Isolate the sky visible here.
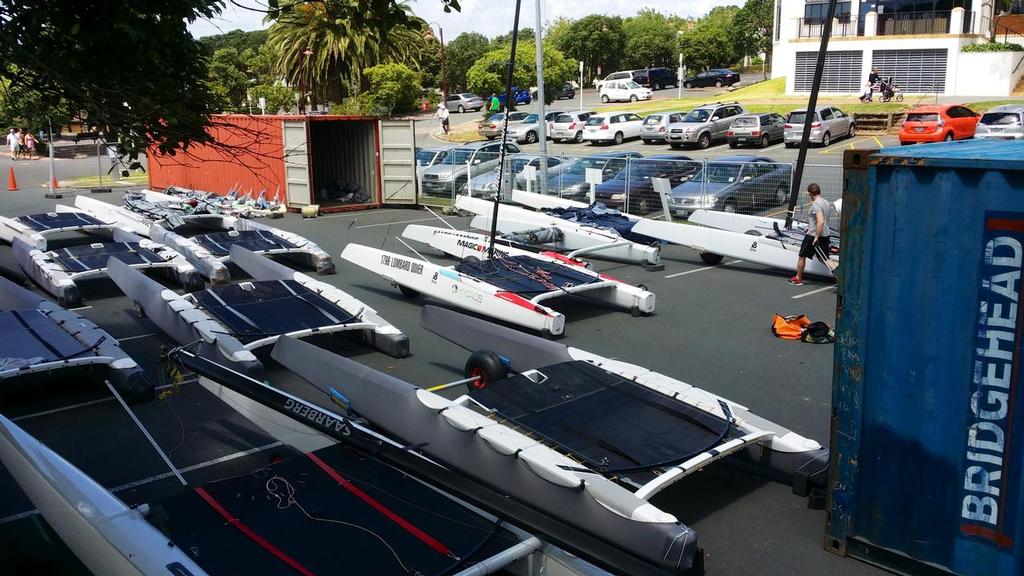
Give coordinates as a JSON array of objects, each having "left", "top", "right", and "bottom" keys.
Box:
[{"left": 188, "top": 0, "right": 728, "bottom": 39}]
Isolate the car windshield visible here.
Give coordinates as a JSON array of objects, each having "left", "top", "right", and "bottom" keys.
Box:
[
  {"left": 981, "top": 112, "right": 1022, "bottom": 126},
  {"left": 683, "top": 109, "right": 710, "bottom": 123},
  {"left": 692, "top": 163, "right": 743, "bottom": 184},
  {"left": 449, "top": 148, "right": 476, "bottom": 164},
  {"left": 464, "top": 93, "right": 479, "bottom": 99},
  {"left": 416, "top": 150, "right": 444, "bottom": 165},
  {"left": 732, "top": 117, "right": 757, "bottom": 128},
  {"left": 554, "top": 114, "right": 574, "bottom": 123},
  {"left": 510, "top": 158, "right": 534, "bottom": 172},
  {"left": 564, "top": 157, "right": 618, "bottom": 175},
  {"left": 626, "top": 81, "right": 641, "bottom": 89},
  {"left": 644, "top": 115, "right": 663, "bottom": 125},
  {"left": 487, "top": 113, "right": 504, "bottom": 123},
  {"left": 905, "top": 113, "right": 940, "bottom": 123},
  {"left": 585, "top": 116, "right": 606, "bottom": 127},
  {"left": 787, "top": 112, "right": 812, "bottom": 125},
  {"left": 522, "top": 114, "right": 539, "bottom": 123}
]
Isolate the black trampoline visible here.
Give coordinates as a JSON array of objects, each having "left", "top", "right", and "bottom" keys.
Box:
[
  {"left": 190, "top": 279, "right": 360, "bottom": 344},
  {"left": 455, "top": 255, "right": 600, "bottom": 297},
  {"left": 50, "top": 242, "right": 164, "bottom": 273},
  {"left": 192, "top": 230, "right": 297, "bottom": 257},
  {"left": 0, "top": 310, "right": 105, "bottom": 363},
  {"left": 157, "top": 443, "right": 503, "bottom": 576},
  {"left": 471, "top": 361, "right": 732, "bottom": 473},
  {"left": 14, "top": 212, "right": 105, "bottom": 231}
]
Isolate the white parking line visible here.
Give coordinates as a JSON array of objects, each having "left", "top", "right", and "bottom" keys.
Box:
[
  {"left": 118, "top": 332, "right": 156, "bottom": 342},
  {"left": 791, "top": 284, "right": 836, "bottom": 299},
  {"left": 0, "top": 441, "right": 283, "bottom": 525},
  {"left": 665, "top": 259, "right": 743, "bottom": 278},
  {"left": 69, "top": 305, "right": 93, "bottom": 311},
  {"left": 11, "top": 378, "right": 198, "bottom": 422}
]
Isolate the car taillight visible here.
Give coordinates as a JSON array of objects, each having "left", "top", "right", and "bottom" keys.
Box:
[
  {"left": 751, "top": 130, "right": 761, "bottom": 136},
  {"left": 811, "top": 122, "right": 821, "bottom": 128},
  {"left": 784, "top": 124, "right": 792, "bottom": 129},
  {"left": 659, "top": 126, "right": 665, "bottom": 132},
  {"left": 726, "top": 130, "right": 734, "bottom": 136},
  {"left": 601, "top": 124, "right": 609, "bottom": 130},
  {"left": 489, "top": 124, "right": 496, "bottom": 128},
  {"left": 569, "top": 122, "right": 576, "bottom": 129}
]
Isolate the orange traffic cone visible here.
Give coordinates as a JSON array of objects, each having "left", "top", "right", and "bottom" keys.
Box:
[
  {"left": 7, "top": 167, "right": 17, "bottom": 191},
  {"left": 50, "top": 174, "right": 60, "bottom": 189}
]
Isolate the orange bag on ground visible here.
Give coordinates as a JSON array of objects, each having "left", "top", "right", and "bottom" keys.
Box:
[{"left": 771, "top": 314, "right": 810, "bottom": 340}]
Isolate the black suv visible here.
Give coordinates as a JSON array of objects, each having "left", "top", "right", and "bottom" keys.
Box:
[{"left": 643, "top": 67, "right": 677, "bottom": 90}]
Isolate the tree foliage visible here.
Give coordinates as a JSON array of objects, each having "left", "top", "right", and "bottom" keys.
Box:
[
  {"left": 731, "top": 0, "right": 773, "bottom": 68},
  {"left": 490, "top": 28, "right": 535, "bottom": 46},
  {"left": 678, "top": 6, "right": 740, "bottom": 73},
  {"left": 554, "top": 15, "right": 625, "bottom": 83},
  {"left": 208, "top": 48, "right": 251, "bottom": 111},
  {"left": 444, "top": 32, "right": 491, "bottom": 92},
  {"left": 622, "top": 9, "right": 677, "bottom": 70},
  {"left": 198, "top": 29, "right": 269, "bottom": 56},
  {"left": 466, "top": 43, "right": 574, "bottom": 105},
  {"left": 248, "top": 83, "right": 295, "bottom": 113},
  {"left": 364, "top": 63, "right": 422, "bottom": 114}
]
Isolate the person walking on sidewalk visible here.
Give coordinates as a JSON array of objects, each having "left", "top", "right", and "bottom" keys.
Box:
[
  {"left": 435, "top": 103, "right": 450, "bottom": 135},
  {"left": 24, "top": 130, "right": 36, "bottom": 160},
  {"left": 16, "top": 128, "right": 26, "bottom": 159},
  {"left": 789, "top": 183, "right": 832, "bottom": 286},
  {"left": 6, "top": 128, "right": 18, "bottom": 160}
]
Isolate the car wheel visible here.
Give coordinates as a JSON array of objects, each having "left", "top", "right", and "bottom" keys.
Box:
[
  {"left": 458, "top": 105, "right": 465, "bottom": 113},
  {"left": 630, "top": 95, "right": 638, "bottom": 102},
  {"left": 601, "top": 94, "right": 610, "bottom": 103},
  {"left": 653, "top": 82, "right": 661, "bottom": 91},
  {"left": 525, "top": 131, "right": 537, "bottom": 144},
  {"left": 715, "top": 80, "right": 723, "bottom": 88},
  {"left": 700, "top": 252, "right": 724, "bottom": 265},
  {"left": 784, "top": 142, "right": 795, "bottom": 148},
  {"left": 775, "top": 184, "right": 787, "bottom": 205},
  {"left": 848, "top": 123, "right": 856, "bottom": 138},
  {"left": 574, "top": 131, "right": 583, "bottom": 143},
  {"left": 944, "top": 132, "right": 954, "bottom": 141},
  {"left": 684, "top": 82, "right": 692, "bottom": 89},
  {"left": 728, "top": 141, "right": 738, "bottom": 149},
  {"left": 614, "top": 132, "right": 623, "bottom": 145},
  {"left": 723, "top": 200, "right": 737, "bottom": 213},
  {"left": 821, "top": 132, "right": 831, "bottom": 147},
  {"left": 669, "top": 143, "right": 682, "bottom": 149},
  {"left": 486, "top": 135, "right": 496, "bottom": 140},
  {"left": 761, "top": 134, "right": 770, "bottom": 148},
  {"left": 697, "top": 132, "right": 711, "bottom": 149}
]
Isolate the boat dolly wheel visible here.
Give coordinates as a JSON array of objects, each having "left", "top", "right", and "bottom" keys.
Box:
[{"left": 464, "top": 350, "right": 508, "bottom": 389}]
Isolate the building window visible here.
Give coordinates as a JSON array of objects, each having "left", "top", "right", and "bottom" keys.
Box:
[{"left": 805, "top": 1, "right": 852, "bottom": 22}]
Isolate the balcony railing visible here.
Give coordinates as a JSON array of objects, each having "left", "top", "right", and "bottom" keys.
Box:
[
  {"left": 877, "top": 10, "right": 974, "bottom": 35},
  {"left": 797, "top": 17, "right": 858, "bottom": 38}
]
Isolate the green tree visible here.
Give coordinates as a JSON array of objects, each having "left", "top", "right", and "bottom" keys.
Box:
[
  {"left": 678, "top": 6, "right": 740, "bottom": 74},
  {"left": 199, "top": 29, "right": 269, "bottom": 56},
  {"left": 248, "top": 83, "right": 296, "bottom": 114},
  {"left": 490, "top": 28, "right": 535, "bottom": 46},
  {"left": 622, "top": 9, "right": 677, "bottom": 69},
  {"left": 731, "top": 0, "right": 773, "bottom": 77},
  {"left": 466, "top": 43, "right": 574, "bottom": 105},
  {"left": 557, "top": 15, "right": 626, "bottom": 84},
  {"left": 444, "top": 32, "right": 490, "bottom": 92},
  {"left": 364, "top": 63, "right": 422, "bottom": 114},
  {"left": 208, "top": 48, "right": 250, "bottom": 111},
  {"left": 545, "top": 17, "right": 574, "bottom": 54}
]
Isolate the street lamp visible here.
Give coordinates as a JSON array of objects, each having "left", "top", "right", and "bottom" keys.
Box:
[
  {"left": 298, "top": 47, "right": 313, "bottom": 114},
  {"left": 426, "top": 22, "right": 448, "bottom": 105}
]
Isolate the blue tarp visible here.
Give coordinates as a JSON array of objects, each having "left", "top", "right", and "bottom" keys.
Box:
[{"left": 544, "top": 203, "right": 661, "bottom": 245}]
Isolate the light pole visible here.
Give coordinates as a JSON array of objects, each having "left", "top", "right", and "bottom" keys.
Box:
[
  {"left": 298, "top": 47, "right": 312, "bottom": 114},
  {"left": 426, "top": 23, "right": 448, "bottom": 105}
]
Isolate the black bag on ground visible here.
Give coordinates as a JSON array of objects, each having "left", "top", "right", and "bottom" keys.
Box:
[{"left": 801, "top": 321, "right": 835, "bottom": 344}]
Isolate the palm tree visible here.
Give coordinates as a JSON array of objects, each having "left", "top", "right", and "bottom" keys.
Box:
[{"left": 266, "top": 1, "right": 427, "bottom": 106}]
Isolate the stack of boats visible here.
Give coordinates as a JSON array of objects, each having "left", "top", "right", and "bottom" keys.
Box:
[{"left": 0, "top": 187, "right": 833, "bottom": 576}]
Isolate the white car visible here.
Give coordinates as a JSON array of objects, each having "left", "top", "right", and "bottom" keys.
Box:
[
  {"left": 599, "top": 81, "right": 651, "bottom": 104},
  {"left": 582, "top": 112, "right": 644, "bottom": 145},
  {"left": 549, "top": 111, "right": 594, "bottom": 143}
]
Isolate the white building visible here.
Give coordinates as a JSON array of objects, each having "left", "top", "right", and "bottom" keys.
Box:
[{"left": 771, "top": 0, "right": 1024, "bottom": 97}]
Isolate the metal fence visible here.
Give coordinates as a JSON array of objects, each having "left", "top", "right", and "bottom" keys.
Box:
[{"left": 416, "top": 151, "right": 843, "bottom": 230}]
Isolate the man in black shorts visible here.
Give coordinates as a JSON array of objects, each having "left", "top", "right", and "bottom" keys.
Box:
[{"left": 789, "top": 183, "right": 832, "bottom": 286}]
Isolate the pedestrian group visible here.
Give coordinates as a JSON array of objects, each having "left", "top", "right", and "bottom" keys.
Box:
[{"left": 6, "top": 127, "right": 37, "bottom": 160}]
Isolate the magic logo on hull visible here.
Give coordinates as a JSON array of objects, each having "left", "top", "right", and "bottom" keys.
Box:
[{"left": 960, "top": 212, "right": 1024, "bottom": 549}]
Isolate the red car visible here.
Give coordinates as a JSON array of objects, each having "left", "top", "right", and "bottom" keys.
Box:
[{"left": 898, "top": 104, "right": 979, "bottom": 145}]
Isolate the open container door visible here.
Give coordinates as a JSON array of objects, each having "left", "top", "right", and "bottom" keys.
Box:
[
  {"left": 378, "top": 119, "right": 417, "bottom": 205},
  {"left": 282, "top": 119, "right": 312, "bottom": 209}
]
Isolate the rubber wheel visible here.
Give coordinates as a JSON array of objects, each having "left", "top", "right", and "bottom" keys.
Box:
[
  {"left": 700, "top": 252, "right": 724, "bottom": 265},
  {"left": 464, "top": 350, "right": 508, "bottom": 389},
  {"left": 525, "top": 131, "right": 537, "bottom": 144},
  {"left": 896, "top": 94, "right": 904, "bottom": 102},
  {"left": 848, "top": 124, "right": 856, "bottom": 138},
  {"left": 944, "top": 132, "right": 954, "bottom": 141},
  {"left": 775, "top": 185, "right": 787, "bottom": 205},
  {"left": 669, "top": 143, "right": 682, "bottom": 149},
  {"left": 614, "top": 132, "right": 623, "bottom": 145},
  {"left": 697, "top": 133, "right": 711, "bottom": 149},
  {"left": 653, "top": 83, "right": 661, "bottom": 91},
  {"left": 630, "top": 95, "right": 638, "bottom": 102},
  {"left": 723, "top": 201, "right": 737, "bottom": 213},
  {"left": 761, "top": 135, "right": 770, "bottom": 148},
  {"left": 784, "top": 142, "right": 796, "bottom": 148},
  {"left": 486, "top": 135, "right": 496, "bottom": 140},
  {"left": 574, "top": 131, "right": 583, "bottom": 143},
  {"left": 684, "top": 82, "right": 692, "bottom": 89},
  {"left": 728, "top": 141, "right": 738, "bottom": 149},
  {"left": 458, "top": 105, "right": 465, "bottom": 113},
  {"left": 821, "top": 132, "right": 831, "bottom": 147},
  {"left": 601, "top": 94, "right": 610, "bottom": 103},
  {"left": 715, "top": 80, "right": 722, "bottom": 88},
  {"left": 398, "top": 285, "right": 420, "bottom": 298}
]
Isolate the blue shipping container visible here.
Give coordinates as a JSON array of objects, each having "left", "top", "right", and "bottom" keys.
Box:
[{"left": 830, "top": 140, "right": 1024, "bottom": 576}]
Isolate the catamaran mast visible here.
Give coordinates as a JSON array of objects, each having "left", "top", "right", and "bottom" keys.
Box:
[{"left": 488, "top": 0, "right": 524, "bottom": 259}]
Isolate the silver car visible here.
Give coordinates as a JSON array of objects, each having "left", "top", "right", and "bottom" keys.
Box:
[
  {"left": 505, "top": 111, "right": 565, "bottom": 144},
  {"left": 727, "top": 113, "right": 786, "bottom": 148},
  {"left": 975, "top": 104, "right": 1024, "bottom": 140},
  {"left": 446, "top": 93, "right": 485, "bottom": 113},
  {"left": 478, "top": 111, "right": 530, "bottom": 140},
  {"left": 667, "top": 102, "right": 747, "bottom": 149},
  {"left": 640, "top": 111, "right": 687, "bottom": 144},
  {"left": 467, "top": 155, "right": 571, "bottom": 195},
  {"left": 420, "top": 141, "right": 522, "bottom": 197},
  {"left": 415, "top": 146, "right": 454, "bottom": 182},
  {"left": 784, "top": 106, "right": 855, "bottom": 147},
  {"left": 549, "top": 111, "right": 593, "bottom": 143}
]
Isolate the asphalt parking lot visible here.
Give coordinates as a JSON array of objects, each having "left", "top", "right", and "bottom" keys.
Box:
[{"left": 0, "top": 192, "right": 887, "bottom": 576}]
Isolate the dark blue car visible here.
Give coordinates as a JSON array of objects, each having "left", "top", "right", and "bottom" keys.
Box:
[
  {"left": 594, "top": 154, "right": 699, "bottom": 215},
  {"left": 546, "top": 151, "right": 643, "bottom": 200},
  {"left": 497, "top": 87, "right": 532, "bottom": 107}
]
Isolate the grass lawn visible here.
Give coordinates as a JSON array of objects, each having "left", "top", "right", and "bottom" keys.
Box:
[{"left": 63, "top": 172, "right": 148, "bottom": 188}]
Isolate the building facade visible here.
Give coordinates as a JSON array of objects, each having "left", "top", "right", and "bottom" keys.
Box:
[{"left": 772, "top": 0, "right": 1024, "bottom": 97}]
